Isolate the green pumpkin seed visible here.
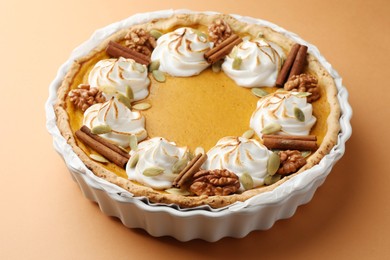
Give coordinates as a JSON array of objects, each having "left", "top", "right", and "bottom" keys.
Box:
[
  {"left": 149, "top": 60, "right": 160, "bottom": 72},
  {"left": 242, "top": 129, "right": 255, "bottom": 139},
  {"left": 294, "top": 107, "right": 305, "bottom": 122},
  {"left": 165, "top": 188, "right": 190, "bottom": 196},
  {"left": 230, "top": 46, "right": 238, "bottom": 58},
  {"left": 295, "top": 92, "right": 312, "bottom": 98},
  {"left": 89, "top": 154, "right": 109, "bottom": 163},
  {"left": 143, "top": 166, "right": 165, "bottom": 177},
  {"left": 152, "top": 70, "right": 166, "bottom": 83},
  {"left": 127, "top": 153, "right": 139, "bottom": 168},
  {"left": 232, "top": 56, "right": 242, "bottom": 70},
  {"left": 251, "top": 88, "right": 269, "bottom": 98},
  {"left": 132, "top": 102, "right": 151, "bottom": 111},
  {"left": 301, "top": 151, "right": 311, "bottom": 158},
  {"left": 194, "top": 146, "right": 205, "bottom": 155},
  {"left": 129, "top": 134, "right": 138, "bottom": 151},
  {"left": 264, "top": 174, "right": 282, "bottom": 186},
  {"left": 211, "top": 60, "right": 222, "bottom": 73},
  {"left": 267, "top": 152, "right": 280, "bottom": 176},
  {"left": 126, "top": 86, "right": 134, "bottom": 101},
  {"left": 240, "top": 172, "right": 254, "bottom": 190},
  {"left": 194, "top": 30, "right": 207, "bottom": 41},
  {"left": 261, "top": 122, "right": 282, "bottom": 135},
  {"left": 91, "top": 124, "right": 112, "bottom": 135},
  {"left": 99, "top": 85, "right": 117, "bottom": 95},
  {"left": 116, "top": 93, "right": 132, "bottom": 109},
  {"left": 150, "top": 29, "right": 163, "bottom": 39},
  {"left": 134, "top": 62, "right": 146, "bottom": 73},
  {"left": 172, "top": 158, "right": 188, "bottom": 174}
]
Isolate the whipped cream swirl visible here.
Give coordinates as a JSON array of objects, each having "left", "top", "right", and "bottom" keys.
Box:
[
  {"left": 203, "top": 136, "right": 271, "bottom": 188},
  {"left": 126, "top": 138, "right": 189, "bottom": 190},
  {"left": 222, "top": 38, "right": 285, "bottom": 87},
  {"left": 83, "top": 97, "right": 147, "bottom": 147},
  {"left": 250, "top": 91, "right": 317, "bottom": 136},
  {"left": 88, "top": 57, "right": 150, "bottom": 101},
  {"left": 151, "top": 27, "right": 212, "bottom": 77}
]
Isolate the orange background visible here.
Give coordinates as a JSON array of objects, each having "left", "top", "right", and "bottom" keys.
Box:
[{"left": 1, "top": 0, "right": 389, "bottom": 259}]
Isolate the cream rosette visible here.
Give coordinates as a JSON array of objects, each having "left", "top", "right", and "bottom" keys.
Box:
[
  {"left": 88, "top": 57, "right": 150, "bottom": 101},
  {"left": 203, "top": 136, "right": 272, "bottom": 189},
  {"left": 151, "top": 27, "right": 212, "bottom": 77},
  {"left": 250, "top": 91, "right": 317, "bottom": 137},
  {"left": 126, "top": 138, "right": 189, "bottom": 190},
  {"left": 83, "top": 97, "right": 147, "bottom": 147},
  {"left": 222, "top": 38, "right": 285, "bottom": 87}
]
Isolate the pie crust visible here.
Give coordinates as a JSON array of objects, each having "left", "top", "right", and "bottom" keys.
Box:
[{"left": 55, "top": 13, "right": 340, "bottom": 208}]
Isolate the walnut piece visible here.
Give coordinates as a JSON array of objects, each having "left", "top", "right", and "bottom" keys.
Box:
[
  {"left": 208, "top": 19, "right": 232, "bottom": 46},
  {"left": 69, "top": 84, "right": 105, "bottom": 112},
  {"left": 277, "top": 150, "right": 306, "bottom": 175},
  {"left": 190, "top": 169, "right": 240, "bottom": 196},
  {"left": 124, "top": 28, "right": 156, "bottom": 57},
  {"left": 284, "top": 74, "right": 320, "bottom": 102}
]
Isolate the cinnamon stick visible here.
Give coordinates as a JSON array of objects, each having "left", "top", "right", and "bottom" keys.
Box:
[
  {"left": 263, "top": 135, "right": 318, "bottom": 151},
  {"left": 106, "top": 41, "right": 151, "bottom": 65},
  {"left": 75, "top": 128, "right": 129, "bottom": 168},
  {"left": 173, "top": 153, "right": 208, "bottom": 188},
  {"left": 204, "top": 34, "right": 243, "bottom": 64},
  {"left": 80, "top": 125, "right": 130, "bottom": 159},
  {"left": 288, "top": 45, "right": 308, "bottom": 79},
  {"left": 275, "top": 43, "right": 301, "bottom": 87}
]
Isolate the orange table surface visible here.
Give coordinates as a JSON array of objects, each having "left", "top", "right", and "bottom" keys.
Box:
[{"left": 1, "top": 0, "right": 389, "bottom": 259}]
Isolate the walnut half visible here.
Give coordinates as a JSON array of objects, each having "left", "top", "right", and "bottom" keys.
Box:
[
  {"left": 208, "top": 19, "right": 232, "bottom": 46},
  {"left": 190, "top": 169, "right": 240, "bottom": 196},
  {"left": 277, "top": 150, "right": 306, "bottom": 175},
  {"left": 69, "top": 84, "right": 105, "bottom": 112},
  {"left": 284, "top": 73, "right": 320, "bottom": 102}
]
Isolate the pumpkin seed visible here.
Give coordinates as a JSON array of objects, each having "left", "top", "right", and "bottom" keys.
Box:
[
  {"left": 89, "top": 154, "right": 109, "bottom": 163},
  {"left": 242, "top": 129, "right": 255, "bottom": 139},
  {"left": 232, "top": 56, "right": 242, "bottom": 70},
  {"left": 240, "top": 172, "right": 254, "bottom": 190},
  {"left": 129, "top": 134, "right": 138, "bottom": 151},
  {"left": 134, "top": 62, "right": 145, "bottom": 73},
  {"left": 194, "top": 30, "right": 207, "bottom": 41},
  {"left": 132, "top": 102, "right": 151, "bottom": 111},
  {"left": 127, "top": 153, "right": 139, "bottom": 168},
  {"left": 211, "top": 60, "right": 222, "bottom": 73},
  {"left": 267, "top": 152, "right": 280, "bottom": 176},
  {"left": 194, "top": 146, "right": 205, "bottom": 155},
  {"left": 251, "top": 88, "right": 269, "bottom": 98},
  {"left": 172, "top": 158, "right": 188, "bottom": 174},
  {"left": 148, "top": 60, "right": 160, "bottom": 72},
  {"left": 295, "top": 92, "right": 312, "bottom": 98},
  {"left": 152, "top": 70, "right": 166, "bottom": 82},
  {"left": 99, "top": 85, "right": 117, "bottom": 95},
  {"left": 301, "top": 151, "right": 311, "bottom": 158},
  {"left": 264, "top": 174, "right": 282, "bottom": 186},
  {"left": 261, "top": 122, "right": 282, "bottom": 135},
  {"left": 294, "top": 107, "right": 305, "bottom": 122},
  {"left": 91, "top": 124, "right": 112, "bottom": 135},
  {"left": 116, "top": 93, "right": 132, "bottom": 109},
  {"left": 125, "top": 86, "right": 134, "bottom": 101},
  {"left": 150, "top": 29, "right": 163, "bottom": 39},
  {"left": 165, "top": 188, "right": 190, "bottom": 196},
  {"left": 143, "top": 166, "right": 165, "bottom": 177},
  {"left": 230, "top": 46, "right": 238, "bottom": 58}
]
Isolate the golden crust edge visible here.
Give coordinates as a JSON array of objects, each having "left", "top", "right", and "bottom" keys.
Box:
[{"left": 54, "top": 13, "right": 341, "bottom": 209}]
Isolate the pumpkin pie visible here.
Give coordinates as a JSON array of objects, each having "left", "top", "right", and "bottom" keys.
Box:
[{"left": 55, "top": 13, "right": 340, "bottom": 208}]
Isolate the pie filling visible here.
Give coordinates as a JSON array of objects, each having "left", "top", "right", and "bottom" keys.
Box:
[{"left": 56, "top": 14, "right": 339, "bottom": 207}]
